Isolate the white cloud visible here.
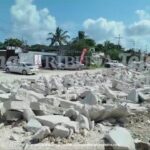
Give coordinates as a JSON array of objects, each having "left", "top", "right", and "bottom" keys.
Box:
[
  {"left": 83, "top": 18, "right": 125, "bottom": 43},
  {"left": 11, "top": 0, "right": 57, "bottom": 44},
  {"left": 136, "top": 10, "right": 150, "bottom": 20},
  {"left": 83, "top": 10, "right": 150, "bottom": 50},
  {"left": 127, "top": 20, "right": 150, "bottom": 36}
]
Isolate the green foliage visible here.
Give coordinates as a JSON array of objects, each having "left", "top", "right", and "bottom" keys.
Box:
[
  {"left": 30, "top": 44, "right": 48, "bottom": 52},
  {"left": 69, "top": 31, "right": 95, "bottom": 56},
  {"left": 47, "top": 27, "right": 70, "bottom": 46},
  {"left": 4, "top": 38, "right": 23, "bottom": 47},
  {"left": 0, "top": 42, "right": 5, "bottom": 49}
]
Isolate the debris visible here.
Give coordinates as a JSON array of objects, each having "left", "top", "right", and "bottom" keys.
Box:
[
  {"left": 76, "top": 114, "right": 90, "bottom": 130},
  {"left": 9, "top": 135, "right": 18, "bottom": 141},
  {"left": 24, "top": 118, "right": 42, "bottom": 133},
  {"left": 53, "top": 125, "right": 70, "bottom": 138},
  {"left": 31, "top": 126, "right": 51, "bottom": 143},
  {"left": 23, "top": 108, "right": 35, "bottom": 121},
  {"left": 80, "top": 90, "right": 99, "bottom": 105},
  {"left": 105, "top": 127, "right": 136, "bottom": 150},
  {"left": 5, "top": 110, "right": 22, "bottom": 121}
]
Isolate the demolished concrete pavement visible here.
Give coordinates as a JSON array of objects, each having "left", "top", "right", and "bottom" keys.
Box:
[{"left": 0, "top": 68, "right": 150, "bottom": 149}]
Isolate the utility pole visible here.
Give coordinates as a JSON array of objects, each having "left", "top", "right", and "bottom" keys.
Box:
[
  {"left": 129, "top": 40, "right": 136, "bottom": 50},
  {"left": 115, "top": 34, "right": 123, "bottom": 45}
]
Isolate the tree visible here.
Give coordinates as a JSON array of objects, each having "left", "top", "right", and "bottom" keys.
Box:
[
  {"left": 47, "top": 27, "right": 70, "bottom": 46},
  {"left": 4, "top": 38, "right": 23, "bottom": 47},
  {"left": 70, "top": 31, "right": 95, "bottom": 53},
  {"left": 95, "top": 44, "right": 104, "bottom": 52},
  {"left": 30, "top": 44, "right": 49, "bottom": 52},
  {"left": 0, "top": 42, "right": 4, "bottom": 49},
  {"left": 101, "top": 41, "right": 124, "bottom": 60}
]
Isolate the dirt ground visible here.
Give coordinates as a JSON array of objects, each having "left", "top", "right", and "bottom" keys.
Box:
[{"left": 0, "top": 68, "right": 104, "bottom": 83}]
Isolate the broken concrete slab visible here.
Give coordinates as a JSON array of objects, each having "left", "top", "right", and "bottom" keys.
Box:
[
  {"left": 128, "top": 87, "right": 150, "bottom": 103},
  {"left": 53, "top": 124, "right": 70, "bottom": 138},
  {"left": 59, "top": 99, "right": 83, "bottom": 109},
  {"left": 76, "top": 114, "right": 90, "bottom": 130},
  {"left": 23, "top": 108, "right": 35, "bottom": 122},
  {"left": 105, "top": 127, "right": 136, "bottom": 150},
  {"left": 64, "top": 108, "right": 79, "bottom": 121},
  {"left": 135, "top": 140, "right": 150, "bottom": 150},
  {"left": 0, "top": 83, "right": 11, "bottom": 93},
  {"left": 0, "top": 93, "right": 11, "bottom": 102},
  {"left": 31, "top": 126, "right": 51, "bottom": 143},
  {"left": 122, "top": 103, "right": 148, "bottom": 113},
  {"left": 10, "top": 88, "right": 44, "bottom": 103},
  {"left": 36, "top": 115, "right": 71, "bottom": 129},
  {"left": 0, "top": 90, "right": 5, "bottom": 94},
  {"left": 50, "top": 77, "right": 64, "bottom": 91},
  {"left": 9, "top": 134, "right": 18, "bottom": 141},
  {"left": 127, "top": 89, "right": 139, "bottom": 103},
  {"left": 101, "top": 104, "right": 129, "bottom": 121},
  {"left": 112, "top": 79, "right": 131, "bottom": 93},
  {"left": 103, "top": 85, "right": 117, "bottom": 99},
  {"left": 30, "top": 102, "right": 48, "bottom": 115},
  {"left": 30, "top": 102, "right": 62, "bottom": 115},
  {"left": 5, "top": 110, "right": 22, "bottom": 121},
  {"left": 24, "top": 118, "right": 42, "bottom": 133},
  {"left": 4, "top": 101, "right": 29, "bottom": 111},
  {"left": 39, "top": 95, "right": 60, "bottom": 107},
  {"left": 36, "top": 115, "right": 79, "bottom": 133},
  {"left": 62, "top": 75, "right": 75, "bottom": 87},
  {"left": 80, "top": 90, "right": 99, "bottom": 105}
]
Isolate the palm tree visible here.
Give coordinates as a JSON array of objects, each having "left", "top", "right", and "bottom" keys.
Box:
[{"left": 47, "top": 27, "right": 70, "bottom": 46}]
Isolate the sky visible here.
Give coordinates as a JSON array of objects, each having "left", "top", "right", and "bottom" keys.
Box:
[{"left": 0, "top": 0, "right": 150, "bottom": 51}]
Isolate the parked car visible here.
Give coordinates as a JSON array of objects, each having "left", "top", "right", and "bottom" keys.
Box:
[
  {"left": 5, "top": 62, "right": 39, "bottom": 75},
  {"left": 104, "top": 60, "right": 125, "bottom": 68}
]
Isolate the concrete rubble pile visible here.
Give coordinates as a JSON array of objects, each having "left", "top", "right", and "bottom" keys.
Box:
[{"left": 0, "top": 68, "right": 150, "bottom": 150}]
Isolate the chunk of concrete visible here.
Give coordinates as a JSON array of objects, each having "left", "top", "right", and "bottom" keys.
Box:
[
  {"left": 63, "top": 76, "right": 74, "bottom": 87},
  {"left": 59, "top": 99, "right": 83, "bottom": 109},
  {"left": 36, "top": 115, "right": 70, "bottom": 129},
  {"left": 4, "top": 101, "right": 29, "bottom": 111},
  {"left": 50, "top": 77, "right": 64, "bottom": 91},
  {"left": 31, "top": 126, "right": 51, "bottom": 143},
  {"left": 64, "top": 108, "right": 79, "bottom": 120},
  {"left": 76, "top": 114, "right": 90, "bottom": 130},
  {"left": 0, "top": 83, "right": 11, "bottom": 93},
  {"left": 30, "top": 102, "right": 47, "bottom": 115},
  {"left": 128, "top": 87, "right": 150, "bottom": 103},
  {"left": 80, "top": 90, "right": 99, "bottom": 105},
  {"left": 40, "top": 95, "right": 60, "bottom": 107},
  {"left": 123, "top": 103, "right": 147, "bottom": 113},
  {"left": 53, "top": 125, "right": 70, "bottom": 138},
  {"left": 30, "top": 102, "right": 62, "bottom": 115},
  {"left": 105, "top": 127, "right": 136, "bottom": 150},
  {"left": 23, "top": 108, "right": 35, "bottom": 121},
  {"left": 81, "top": 105, "right": 105, "bottom": 121},
  {"left": 10, "top": 88, "right": 43, "bottom": 103},
  {"left": 36, "top": 115, "right": 79, "bottom": 133},
  {"left": 9, "top": 135, "right": 18, "bottom": 141},
  {"left": 103, "top": 85, "right": 117, "bottom": 99},
  {"left": 127, "top": 89, "right": 139, "bottom": 103},
  {"left": 112, "top": 79, "right": 131, "bottom": 93},
  {"left": 5, "top": 110, "right": 22, "bottom": 121},
  {"left": 135, "top": 140, "right": 150, "bottom": 150},
  {"left": 0, "top": 93, "right": 11, "bottom": 102},
  {"left": 101, "top": 104, "right": 129, "bottom": 121},
  {"left": 24, "top": 118, "right": 42, "bottom": 133}
]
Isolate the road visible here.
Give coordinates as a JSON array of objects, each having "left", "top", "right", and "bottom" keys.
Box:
[{"left": 0, "top": 68, "right": 103, "bottom": 82}]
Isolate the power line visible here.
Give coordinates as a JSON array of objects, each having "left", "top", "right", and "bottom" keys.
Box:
[{"left": 114, "top": 34, "right": 123, "bottom": 45}]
